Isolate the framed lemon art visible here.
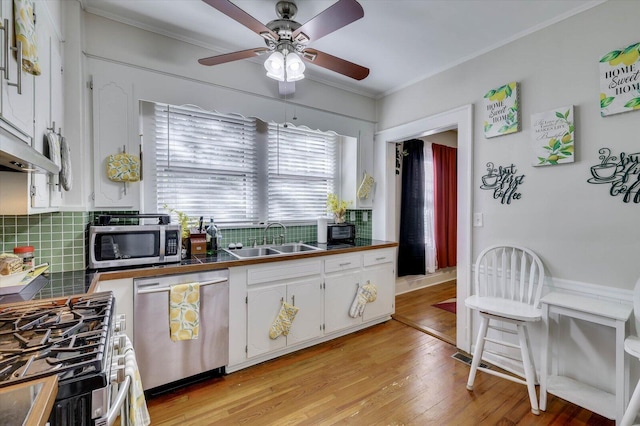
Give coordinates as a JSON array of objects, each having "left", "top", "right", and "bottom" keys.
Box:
[
  {"left": 483, "top": 82, "right": 521, "bottom": 138},
  {"left": 599, "top": 41, "right": 640, "bottom": 117}
]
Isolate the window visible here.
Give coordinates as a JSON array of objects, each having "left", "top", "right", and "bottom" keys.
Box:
[{"left": 148, "top": 103, "right": 338, "bottom": 225}]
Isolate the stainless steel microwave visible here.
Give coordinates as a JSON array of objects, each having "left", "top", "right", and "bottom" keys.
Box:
[
  {"left": 87, "top": 214, "right": 181, "bottom": 269},
  {"left": 327, "top": 223, "right": 356, "bottom": 245}
]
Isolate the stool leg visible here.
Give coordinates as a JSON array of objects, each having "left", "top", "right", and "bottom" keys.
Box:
[
  {"left": 622, "top": 375, "right": 640, "bottom": 426},
  {"left": 467, "top": 315, "right": 489, "bottom": 391},
  {"left": 518, "top": 323, "right": 540, "bottom": 415}
]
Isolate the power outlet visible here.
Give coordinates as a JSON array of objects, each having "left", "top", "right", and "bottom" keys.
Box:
[
  {"left": 362, "top": 211, "right": 368, "bottom": 222},
  {"left": 473, "top": 212, "right": 483, "bottom": 227},
  {"left": 349, "top": 211, "right": 356, "bottom": 221}
]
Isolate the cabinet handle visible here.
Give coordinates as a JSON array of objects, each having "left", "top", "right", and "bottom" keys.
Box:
[
  {"left": 339, "top": 262, "right": 351, "bottom": 267},
  {"left": 375, "top": 257, "right": 386, "bottom": 261},
  {"left": 291, "top": 295, "right": 295, "bottom": 306},
  {"left": 7, "top": 40, "right": 21, "bottom": 94},
  {"left": 1, "top": 19, "right": 8, "bottom": 80}
]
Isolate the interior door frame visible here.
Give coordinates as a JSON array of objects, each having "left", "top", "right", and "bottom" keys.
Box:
[{"left": 373, "top": 104, "right": 473, "bottom": 352}]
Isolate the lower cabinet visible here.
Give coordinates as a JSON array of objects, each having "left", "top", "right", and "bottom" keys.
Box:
[
  {"left": 94, "top": 278, "right": 134, "bottom": 343},
  {"left": 247, "top": 276, "right": 323, "bottom": 358},
  {"left": 230, "top": 247, "right": 397, "bottom": 372}
]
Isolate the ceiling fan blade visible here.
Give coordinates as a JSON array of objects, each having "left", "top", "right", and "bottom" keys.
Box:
[
  {"left": 302, "top": 49, "right": 369, "bottom": 81},
  {"left": 292, "top": 0, "right": 364, "bottom": 44},
  {"left": 202, "top": 0, "right": 279, "bottom": 42},
  {"left": 198, "top": 47, "right": 270, "bottom": 66}
]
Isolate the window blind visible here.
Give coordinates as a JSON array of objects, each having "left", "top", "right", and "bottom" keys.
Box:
[
  {"left": 267, "top": 123, "right": 337, "bottom": 221},
  {"left": 154, "top": 104, "right": 258, "bottom": 224}
]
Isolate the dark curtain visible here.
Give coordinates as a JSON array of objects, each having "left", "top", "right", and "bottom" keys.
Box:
[
  {"left": 432, "top": 144, "right": 457, "bottom": 268},
  {"left": 398, "top": 139, "right": 426, "bottom": 276}
]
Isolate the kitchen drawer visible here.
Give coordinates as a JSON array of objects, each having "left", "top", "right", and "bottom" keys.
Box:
[
  {"left": 324, "top": 254, "right": 362, "bottom": 274},
  {"left": 247, "top": 259, "right": 322, "bottom": 285},
  {"left": 363, "top": 249, "right": 395, "bottom": 267}
]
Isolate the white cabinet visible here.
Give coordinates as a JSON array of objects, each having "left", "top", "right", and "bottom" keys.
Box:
[
  {"left": 246, "top": 259, "right": 323, "bottom": 358},
  {"left": 340, "top": 133, "right": 374, "bottom": 209},
  {"left": 362, "top": 249, "right": 396, "bottom": 321},
  {"left": 0, "top": 0, "right": 63, "bottom": 215},
  {"left": 0, "top": 0, "right": 35, "bottom": 142},
  {"left": 324, "top": 253, "right": 362, "bottom": 334},
  {"left": 94, "top": 278, "right": 134, "bottom": 344},
  {"left": 91, "top": 74, "right": 140, "bottom": 209},
  {"left": 247, "top": 276, "right": 323, "bottom": 358}
]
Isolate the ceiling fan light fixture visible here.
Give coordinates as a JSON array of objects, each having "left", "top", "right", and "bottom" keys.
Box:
[
  {"left": 264, "top": 51, "right": 285, "bottom": 81},
  {"left": 285, "top": 52, "right": 305, "bottom": 82}
]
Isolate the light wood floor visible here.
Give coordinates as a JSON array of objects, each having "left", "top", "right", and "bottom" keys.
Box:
[
  {"left": 145, "top": 314, "right": 613, "bottom": 425},
  {"left": 392, "top": 281, "right": 457, "bottom": 345}
]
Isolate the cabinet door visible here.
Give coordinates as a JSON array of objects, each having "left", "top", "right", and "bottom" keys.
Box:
[
  {"left": 0, "top": 0, "right": 35, "bottom": 141},
  {"left": 247, "top": 284, "right": 287, "bottom": 358},
  {"left": 324, "top": 270, "right": 362, "bottom": 334},
  {"left": 94, "top": 278, "right": 134, "bottom": 343},
  {"left": 286, "top": 277, "right": 323, "bottom": 346},
  {"left": 362, "top": 263, "right": 395, "bottom": 321},
  {"left": 91, "top": 74, "right": 139, "bottom": 208}
]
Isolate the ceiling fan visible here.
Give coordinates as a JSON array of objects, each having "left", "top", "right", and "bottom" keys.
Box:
[{"left": 198, "top": 0, "right": 370, "bottom": 89}]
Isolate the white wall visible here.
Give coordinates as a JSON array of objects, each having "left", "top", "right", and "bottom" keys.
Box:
[{"left": 376, "top": 0, "right": 640, "bottom": 291}]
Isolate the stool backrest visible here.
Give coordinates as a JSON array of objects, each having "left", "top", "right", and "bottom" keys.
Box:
[
  {"left": 474, "top": 245, "right": 545, "bottom": 307},
  {"left": 634, "top": 276, "right": 640, "bottom": 336}
]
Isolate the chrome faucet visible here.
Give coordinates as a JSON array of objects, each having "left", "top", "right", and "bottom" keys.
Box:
[{"left": 262, "top": 222, "right": 287, "bottom": 245}]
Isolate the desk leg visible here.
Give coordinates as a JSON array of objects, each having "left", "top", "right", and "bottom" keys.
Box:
[
  {"left": 616, "top": 319, "right": 627, "bottom": 424},
  {"left": 540, "top": 303, "right": 550, "bottom": 412}
]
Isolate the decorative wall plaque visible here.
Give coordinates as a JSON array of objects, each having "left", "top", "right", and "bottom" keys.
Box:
[
  {"left": 479, "top": 162, "right": 525, "bottom": 204},
  {"left": 587, "top": 148, "right": 640, "bottom": 203},
  {"left": 531, "top": 106, "right": 575, "bottom": 166},
  {"left": 483, "top": 82, "right": 520, "bottom": 138},
  {"left": 599, "top": 41, "right": 640, "bottom": 117}
]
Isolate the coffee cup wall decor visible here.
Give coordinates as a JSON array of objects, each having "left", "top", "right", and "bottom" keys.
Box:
[
  {"left": 479, "top": 162, "right": 525, "bottom": 205},
  {"left": 587, "top": 147, "right": 640, "bottom": 203}
]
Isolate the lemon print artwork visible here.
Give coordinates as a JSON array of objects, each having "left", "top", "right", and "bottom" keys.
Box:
[
  {"left": 531, "top": 106, "right": 575, "bottom": 167},
  {"left": 599, "top": 42, "right": 640, "bottom": 117},
  {"left": 483, "top": 82, "right": 520, "bottom": 138}
]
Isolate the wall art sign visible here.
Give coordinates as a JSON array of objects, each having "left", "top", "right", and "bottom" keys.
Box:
[
  {"left": 587, "top": 148, "right": 640, "bottom": 203},
  {"left": 531, "top": 106, "right": 575, "bottom": 166},
  {"left": 599, "top": 41, "right": 640, "bottom": 117},
  {"left": 483, "top": 82, "right": 520, "bottom": 138},
  {"left": 479, "top": 162, "right": 525, "bottom": 204}
]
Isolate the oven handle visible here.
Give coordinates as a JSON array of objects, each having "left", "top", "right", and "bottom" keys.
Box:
[
  {"left": 136, "top": 277, "right": 228, "bottom": 294},
  {"left": 103, "top": 375, "right": 131, "bottom": 426}
]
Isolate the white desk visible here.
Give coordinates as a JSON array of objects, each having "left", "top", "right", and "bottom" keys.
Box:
[{"left": 540, "top": 292, "right": 632, "bottom": 424}]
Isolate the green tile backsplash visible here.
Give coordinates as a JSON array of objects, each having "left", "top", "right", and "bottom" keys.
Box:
[
  {"left": 0, "top": 212, "right": 88, "bottom": 273},
  {"left": 0, "top": 210, "right": 372, "bottom": 272}
]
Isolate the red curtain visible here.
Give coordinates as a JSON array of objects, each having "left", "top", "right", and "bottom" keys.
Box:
[{"left": 432, "top": 144, "right": 457, "bottom": 268}]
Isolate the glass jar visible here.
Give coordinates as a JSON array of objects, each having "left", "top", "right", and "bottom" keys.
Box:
[{"left": 13, "top": 246, "right": 35, "bottom": 269}]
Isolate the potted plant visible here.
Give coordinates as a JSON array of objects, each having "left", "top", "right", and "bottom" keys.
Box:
[{"left": 327, "top": 193, "right": 351, "bottom": 223}]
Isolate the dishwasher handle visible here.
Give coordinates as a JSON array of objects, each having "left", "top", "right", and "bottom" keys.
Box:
[{"left": 135, "top": 277, "right": 227, "bottom": 294}]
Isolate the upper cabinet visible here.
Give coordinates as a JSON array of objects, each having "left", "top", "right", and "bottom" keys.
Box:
[
  {"left": 91, "top": 74, "right": 140, "bottom": 210},
  {"left": 340, "top": 134, "right": 374, "bottom": 210},
  {"left": 0, "top": 0, "right": 35, "bottom": 143},
  {"left": 0, "top": 0, "right": 64, "bottom": 215}
]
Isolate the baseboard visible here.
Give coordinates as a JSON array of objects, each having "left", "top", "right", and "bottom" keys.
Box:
[{"left": 395, "top": 267, "right": 457, "bottom": 295}]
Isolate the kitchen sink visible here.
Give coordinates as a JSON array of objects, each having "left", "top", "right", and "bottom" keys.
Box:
[
  {"left": 225, "top": 247, "right": 280, "bottom": 259},
  {"left": 269, "top": 243, "right": 321, "bottom": 253},
  {"left": 224, "top": 243, "right": 322, "bottom": 259}
]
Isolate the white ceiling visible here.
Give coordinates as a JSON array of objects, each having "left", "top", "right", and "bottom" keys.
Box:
[{"left": 80, "top": 0, "right": 604, "bottom": 98}]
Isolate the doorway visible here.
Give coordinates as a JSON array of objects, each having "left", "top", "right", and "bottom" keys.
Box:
[{"left": 374, "top": 104, "right": 473, "bottom": 352}]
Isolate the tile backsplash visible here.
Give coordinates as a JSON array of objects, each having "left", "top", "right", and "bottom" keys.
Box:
[
  {"left": 0, "top": 212, "right": 88, "bottom": 273},
  {"left": 0, "top": 210, "right": 372, "bottom": 272}
]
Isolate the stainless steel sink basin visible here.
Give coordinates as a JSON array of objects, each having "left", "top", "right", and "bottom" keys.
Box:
[
  {"left": 224, "top": 243, "right": 321, "bottom": 259},
  {"left": 224, "top": 247, "right": 280, "bottom": 259},
  {"left": 270, "top": 243, "right": 321, "bottom": 253}
]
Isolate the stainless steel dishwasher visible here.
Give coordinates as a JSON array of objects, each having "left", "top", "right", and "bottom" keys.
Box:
[{"left": 134, "top": 269, "right": 229, "bottom": 391}]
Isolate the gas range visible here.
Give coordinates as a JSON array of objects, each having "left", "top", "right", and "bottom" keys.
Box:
[{"left": 0, "top": 292, "right": 127, "bottom": 425}]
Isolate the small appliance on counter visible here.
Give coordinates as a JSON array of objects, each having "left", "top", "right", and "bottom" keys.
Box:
[
  {"left": 327, "top": 222, "right": 356, "bottom": 246},
  {"left": 87, "top": 213, "right": 181, "bottom": 270}
]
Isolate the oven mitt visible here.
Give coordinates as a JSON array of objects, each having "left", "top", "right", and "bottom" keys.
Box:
[
  {"left": 60, "top": 136, "right": 72, "bottom": 191},
  {"left": 107, "top": 152, "right": 140, "bottom": 182},
  {"left": 349, "top": 281, "right": 378, "bottom": 318},
  {"left": 269, "top": 300, "right": 299, "bottom": 339},
  {"left": 46, "top": 131, "right": 61, "bottom": 185},
  {"left": 14, "top": 0, "right": 41, "bottom": 75},
  {"left": 357, "top": 171, "right": 375, "bottom": 199}
]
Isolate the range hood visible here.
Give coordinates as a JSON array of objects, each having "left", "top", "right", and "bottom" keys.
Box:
[{"left": 0, "top": 128, "right": 60, "bottom": 174}]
